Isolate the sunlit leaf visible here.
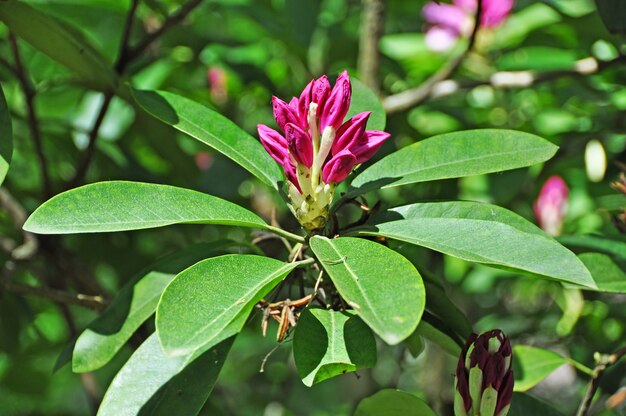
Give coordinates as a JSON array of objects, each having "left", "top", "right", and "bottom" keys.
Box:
[
  {"left": 132, "top": 89, "right": 284, "bottom": 190},
  {"left": 357, "top": 201, "right": 595, "bottom": 288},
  {"left": 513, "top": 346, "right": 568, "bottom": 392},
  {"left": 309, "top": 236, "right": 425, "bottom": 345},
  {"left": 23, "top": 181, "right": 268, "bottom": 234},
  {"left": 348, "top": 129, "right": 557, "bottom": 198},
  {"left": 293, "top": 308, "right": 376, "bottom": 386}
]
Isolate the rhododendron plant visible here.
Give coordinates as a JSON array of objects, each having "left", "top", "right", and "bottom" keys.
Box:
[
  {"left": 257, "top": 71, "right": 390, "bottom": 233},
  {"left": 423, "top": 0, "right": 514, "bottom": 51}
]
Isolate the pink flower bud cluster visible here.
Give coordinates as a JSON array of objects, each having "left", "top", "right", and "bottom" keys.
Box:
[
  {"left": 533, "top": 176, "right": 569, "bottom": 237},
  {"left": 423, "top": 0, "right": 514, "bottom": 51},
  {"left": 257, "top": 71, "right": 390, "bottom": 233}
]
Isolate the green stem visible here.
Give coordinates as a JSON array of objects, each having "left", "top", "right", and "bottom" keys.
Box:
[
  {"left": 567, "top": 358, "right": 595, "bottom": 377},
  {"left": 266, "top": 226, "right": 306, "bottom": 244}
]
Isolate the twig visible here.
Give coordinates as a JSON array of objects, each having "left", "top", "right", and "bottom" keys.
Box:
[
  {"left": 413, "top": 55, "right": 626, "bottom": 102},
  {"left": 8, "top": 33, "right": 53, "bottom": 198},
  {"left": 0, "top": 278, "right": 107, "bottom": 311},
  {"left": 576, "top": 345, "right": 626, "bottom": 416},
  {"left": 66, "top": 92, "right": 113, "bottom": 188},
  {"left": 115, "top": 0, "right": 140, "bottom": 73},
  {"left": 382, "top": 0, "right": 483, "bottom": 114},
  {"left": 123, "top": 0, "right": 204, "bottom": 63},
  {"left": 357, "top": 0, "right": 385, "bottom": 94}
]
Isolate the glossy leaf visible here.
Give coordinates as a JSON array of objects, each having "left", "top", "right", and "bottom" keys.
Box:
[
  {"left": 73, "top": 242, "right": 229, "bottom": 373},
  {"left": 409, "top": 315, "right": 462, "bottom": 357},
  {"left": 23, "top": 181, "right": 268, "bottom": 234},
  {"left": 347, "top": 78, "right": 386, "bottom": 131},
  {"left": 97, "top": 333, "right": 233, "bottom": 416},
  {"left": 157, "top": 255, "right": 303, "bottom": 356},
  {"left": 0, "top": 0, "right": 117, "bottom": 89},
  {"left": 577, "top": 253, "right": 626, "bottom": 293},
  {"left": 348, "top": 129, "right": 557, "bottom": 197},
  {"left": 309, "top": 236, "right": 425, "bottom": 345},
  {"left": 358, "top": 201, "right": 595, "bottom": 288},
  {"left": 354, "top": 389, "right": 437, "bottom": 416},
  {"left": 293, "top": 308, "right": 376, "bottom": 386},
  {"left": 0, "top": 85, "right": 12, "bottom": 185},
  {"left": 513, "top": 346, "right": 568, "bottom": 392},
  {"left": 509, "top": 393, "right": 565, "bottom": 416},
  {"left": 132, "top": 89, "right": 284, "bottom": 190}
]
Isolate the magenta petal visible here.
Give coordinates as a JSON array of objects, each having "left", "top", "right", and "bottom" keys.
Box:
[
  {"left": 298, "top": 79, "right": 314, "bottom": 117},
  {"left": 351, "top": 130, "right": 391, "bottom": 164},
  {"left": 285, "top": 123, "right": 313, "bottom": 168},
  {"left": 282, "top": 157, "right": 301, "bottom": 191},
  {"left": 272, "top": 96, "right": 299, "bottom": 132},
  {"left": 320, "top": 71, "right": 352, "bottom": 131},
  {"left": 258, "top": 124, "right": 289, "bottom": 164},
  {"left": 312, "top": 75, "right": 331, "bottom": 114},
  {"left": 482, "top": 0, "right": 514, "bottom": 27},
  {"left": 332, "top": 112, "right": 371, "bottom": 156},
  {"left": 423, "top": 2, "right": 467, "bottom": 33},
  {"left": 322, "top": 150, "right": 357, "bottom": 184}
]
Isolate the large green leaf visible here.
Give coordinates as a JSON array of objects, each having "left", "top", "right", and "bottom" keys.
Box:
[
  {"left": 348, "top": 129, "right": 557, "bottom": 197},
  {"left": 23, "top": 181, "right": 268, "bottom": 234},
  {"left": 97, "top": 333, "right": 233, "bottom": 416},
  {"left": 513, "top": 346, "right": 568, "bottom": 392},
  {"left": 309, "top": 236, "right": 425, "bottom": 345},
  {"left": 508, "top": 393, "right": 565, "bottom": 416},
  {"left": 73, "top": 242, "right": 230, "bottom": 373},
  {"left": 347, "top": 78, "right": 386, "bottom": 131},
  {"left": 156, "top": 255, "right": 304, "bottom": 356},
  {"left": 0, "top": 0, "right": 117, "bottom": 89},
  {"left": 0, "top": 85, "right": 12, "bottom": 185},
  {"left": 132, "top": 89, "right": 284, "bottom": 190},
  {"left": 357, "top": 201, "right": 595, "bottom": 288},
  {"left": 354, "top": 389, "right": 437, "bottom": 416},
  {"left": 293, "top": 308, "right": 376, "bottom": 386},
  {"left": 577, "top": 253, "right": 626, "bottom": 293}
]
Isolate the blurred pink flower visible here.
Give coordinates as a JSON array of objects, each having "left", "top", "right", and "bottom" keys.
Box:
[
  {"left": 423, "top": 0, "right": 514, "bottom": 51},
  {"left": 257, "top": 71, "right": 390, "bottom": 232},
  {"left": 195, "top": 151, "right": 214, "bottom": 171},
  {"left": 534, "top": 176, "right": 569, "bottom": 236},
  {"left": 207, "top": 66, "right": 228, "bottom": 104}
]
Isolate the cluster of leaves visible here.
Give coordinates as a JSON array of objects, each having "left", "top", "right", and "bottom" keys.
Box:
[{"left": 0, "top": 0, "right": 625, "bottom": 415}]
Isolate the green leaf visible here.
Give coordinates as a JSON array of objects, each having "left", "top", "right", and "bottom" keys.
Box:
[
  {"left": 558, "top": 235, "right": 626, "bottom": 262},
  {"left": 348, "top": 129, "right": 557, "bottom": 198},
  {"left": 513, "top": 346, "right": 568, "bottom": 392},
  {"left": 509, "top": 393, "right": 565, "bottom": 416},
  {"left": 156, "top": 255, "right": 303, "bottom": 356},
  {"left": 0, "top": 0, "right": 117, "bottom": 90},
  {"left": 0, "top": 84, "right": 12, "bottom": 185},
  {"left": 97, "top": 333, "right": 233, "bottom": 416},
  {"left": 354, "top": 389, "right": 437, "bottom": 416},
  {"left": 293, "top": 308, "right": 376, "bottom": 386},
  {"left": 347, "top": 78, "right": 386, "bottom": 131},
  {"left": 577, "top": 253, "right": 626, "bottom": 293},
  {"left": 358, "top": 201, "right": 595, "bottom": 288},
  {"left": 23, "top": 181, "right": 268, "bottom": 234},
  {"left": 132, "top": 89, "right": 284, "bottom": 190},
  {"left": 309, "top": 236, "right": 425, "bottom": 345},
  {"left": 73, "top": 242, "right": 229, "bottom": 373}
]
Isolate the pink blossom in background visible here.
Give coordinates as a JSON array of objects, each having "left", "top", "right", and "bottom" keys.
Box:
[
  {"left": 195, "top": 151, "right": 214, "bottom": 171},
  {"left": 422, "top": 0, "right": 514, "bottom": 51},
  {"left": 257, "top": 71, "right": 391, "bottom": 232},
  {"left": 534, "top": 176, "right": 569, "bottom": 236},
  {"left": 207, "top": 66, "right": 228, "bottom": 104}
]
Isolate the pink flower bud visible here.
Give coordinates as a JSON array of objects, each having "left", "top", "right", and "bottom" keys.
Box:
[
  {"left": 312, "top": 75, "right": 331, "bottom": 115},
  {"left": 320, "top": 71, "right": 351, "bottom": 131},
  {"left": 533, "top": 176, "right": 568, "bottom": 237},
  {"left": 322, "top": 150, "right": 357, "bottom": 184},
  {"left": 285, "top": 123, "right": 313, "bottom": 168},
  {"left": 258, "top": 124, "right": 289, "bottom": 165},
  {"left": 298, "top": 79, "right": 315, "bottom": 117},
  {"left": 351, "top": 130, "right": 391, "bottom": 164},
  {"left": 272, "top": 96, "right": 299, "bottom": 132},
  {"left": 332, "top": 112, "right": 371, "bottom": 156}
]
